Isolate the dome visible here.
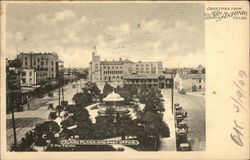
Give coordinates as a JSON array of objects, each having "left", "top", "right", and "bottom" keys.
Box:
[{"left": 103, "top": 91, "right": 124, "bottom": 102}]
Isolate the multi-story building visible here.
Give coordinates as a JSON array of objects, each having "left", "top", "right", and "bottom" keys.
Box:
[
  {"left": 20, "top": 69, "right": 36, "bottom": 87},
  {"left": 123, "top": 74, "right": 173, "bottom": 89},
  {"left": 17, "top": 52, "right": 60, "bottom": 79},
  {"left": 134, "top": 61, "right": 163, "bottom": 74},
  {"left": 174, "top": 72, "right": 205, "bottom": 92},
  {"left": 89, "top": 52, "right": 163, "bottom": 82}
]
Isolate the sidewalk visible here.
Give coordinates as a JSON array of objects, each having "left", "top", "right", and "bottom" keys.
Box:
[
  {"left": 159, "top": 89, "right": 176, "bottom": 151},
  {"left": 185, "top": 91, "right": 205, "bottom": 98}
]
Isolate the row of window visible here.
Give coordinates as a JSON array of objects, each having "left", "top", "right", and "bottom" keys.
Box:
[
  {"left": 36, "top": 72, "right": 48, "bottom": 77},
  {"left": 103, "top": 66, "right": 123, "bottom": 69},
  {"left": 102, "top": 76, "right": 124, "bottom": 81},
  {"left": 125, "top": 79, "right": 159, "bottom": 83},
  {"left": 103, "top": 70, "right": 123, "bottom": 74},
  {"left": 23, "top": 60, "right": 54, "bottom": 66}
]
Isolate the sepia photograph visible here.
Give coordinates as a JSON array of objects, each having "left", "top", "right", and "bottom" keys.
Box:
[{"left": 3, "top": 2, "right": 206, "bottom": 152}]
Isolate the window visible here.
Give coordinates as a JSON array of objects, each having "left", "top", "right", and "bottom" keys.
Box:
[
  {"left": 29, "top": 78, "right": 32, "bottom": 82},
  {"left": 52, "top": 67, "right": 54, "bottom": 71},
  {"left": 22, "top": 78, "right": 26, "bottom": 83},
  {"left": 33, "top": 61, "right": 36, "bottom": 65},
  {"left": 22, "top": 72, "right": 26, "bottom": 76},
  {"left": 51, "top": 61, "right": 54, "bottom": 65},
  {"left": 38, "top": 59, "right": 40, "bottom": 62},
  {"left": 25, "top": 61, "right": 27, "bottom": 66},
  {"left": 199, "top": 79, "right": 201, "bottom": 83},
  {"left": 103, "top": 66, "right": 106, "bottom": 69},
  {"left": 29, "top": 71, "right": 32, "bottom": 76},
  {"left": 41, "top": 61, "right": 44, "bottom": 65}
]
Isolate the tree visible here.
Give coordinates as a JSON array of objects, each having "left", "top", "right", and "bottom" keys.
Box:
[
  {"left": 72, "top": 89, "right": 92, "bottom": 107},
  {"left": 93, "top": 116, "right": 117, "bottom": 139},
  {"left": 100, "top": 83, "right": 114, "bottom": 101},
  {"left": 103, "top": 83, "right": 113, "bottom": 95},
  {"left": 86, "top": 82, "right": 101, "bottom": 98},
  {"left": 143, "top": 89, "right": 165, "bottom": 113}
]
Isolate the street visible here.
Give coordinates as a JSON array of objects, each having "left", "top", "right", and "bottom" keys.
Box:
[
  {"left": 174, "top": 91, "right": 206, "bottom": 151},
  {"left": 159, "top": 89, "right": 205, "bottom": 151},
  {"left": 6, "top": 80, "right": 81, "bottom": 150}
]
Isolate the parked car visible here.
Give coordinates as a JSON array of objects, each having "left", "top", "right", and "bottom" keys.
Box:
[
  {"left": 177, "top": 121, "right": 188, "bottom": 132},
  {"left": 175, "top": 105, "right": 182, "bottom": 111},
  {"left": 174, "top": 103, "right": 180, "bottom": 107},
  {"left": 175, "top": 110, "right": 183, "bottom": 116},
  {"left": 182, "top": 110, "right": 187, "bottom": 118},
  {"left": 176, "top": 128, "right": 187, "bottom": 137},
  {"left": 178, "top": 142, "right": 191, "bottom": 151},
  {"left": 176, "top": 114, "right": 183, "bottom": 123}
]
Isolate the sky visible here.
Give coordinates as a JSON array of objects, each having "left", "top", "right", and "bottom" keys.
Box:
[{"left": 5, "top": 2, "right": 204, "bottom": 68}]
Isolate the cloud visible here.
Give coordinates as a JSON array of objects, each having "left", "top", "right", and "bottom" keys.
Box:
[{"left": 36, "top": 9, "right": 76, "bottom": 24}]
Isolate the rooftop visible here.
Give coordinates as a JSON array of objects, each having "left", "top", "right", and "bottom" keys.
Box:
[{"left": 123, "top": 73, "right": 172, "bottom": 79}]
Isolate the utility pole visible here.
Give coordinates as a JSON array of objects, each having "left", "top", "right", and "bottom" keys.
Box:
[
  {"left": 61, "top": 66, "right": 64, "bottom": 101},
  {"left": 171, "top": 72, "right": 174, "bottom": 114},
  {"left": 58, "top": 66, "right": 61, "bottom": 106},
  {"left": 10, "top": 91, "right": 17, "bottom": 147}
]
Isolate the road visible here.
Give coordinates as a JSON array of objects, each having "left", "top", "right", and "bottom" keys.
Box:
[
  {"left": 6, "top": 80, "right": 82, "bottom": 150},
  {"left": 174, "top": 91, "right": 206, "bottom": 151}
]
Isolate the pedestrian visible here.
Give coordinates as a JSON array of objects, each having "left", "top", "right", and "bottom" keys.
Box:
[{"left": 28, "top": 103, "right": 30, "bottom": 110}]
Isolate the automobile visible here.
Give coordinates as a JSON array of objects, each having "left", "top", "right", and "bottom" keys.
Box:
[
  {"left": 176, "top": 128, "right": 187, "bottom": 137},
  {"left": 177, "top": 121, "right": 188, "bottom": 132},
  {"left": 175, "top": 110, "right": 183, "bottom": 116},
  {"left": 178, "top": 142, "right": 191, "bottom": 151},
  {"left": 176, "top": 114, "right": 183, "bottom": 123},
  {"left": 175, "top": 105, "right": 182, "bottom": 111},
  {"left": 182, "top": 110, "right": 187, "bottom": 118},
  {"left": 174, "top": 103, "right": 180, "bottom": 107}
]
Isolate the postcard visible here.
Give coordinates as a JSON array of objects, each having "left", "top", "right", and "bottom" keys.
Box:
[{"left": 0, "top": 1, "right": 249, "bottom": 159}]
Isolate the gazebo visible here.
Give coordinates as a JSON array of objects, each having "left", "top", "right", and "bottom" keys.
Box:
[
  {"left": 98, "top": 91, "right": 129, "bottom": 116},
  {"left": 103, "top": 91, "right": 124, "bottom": 107}
]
